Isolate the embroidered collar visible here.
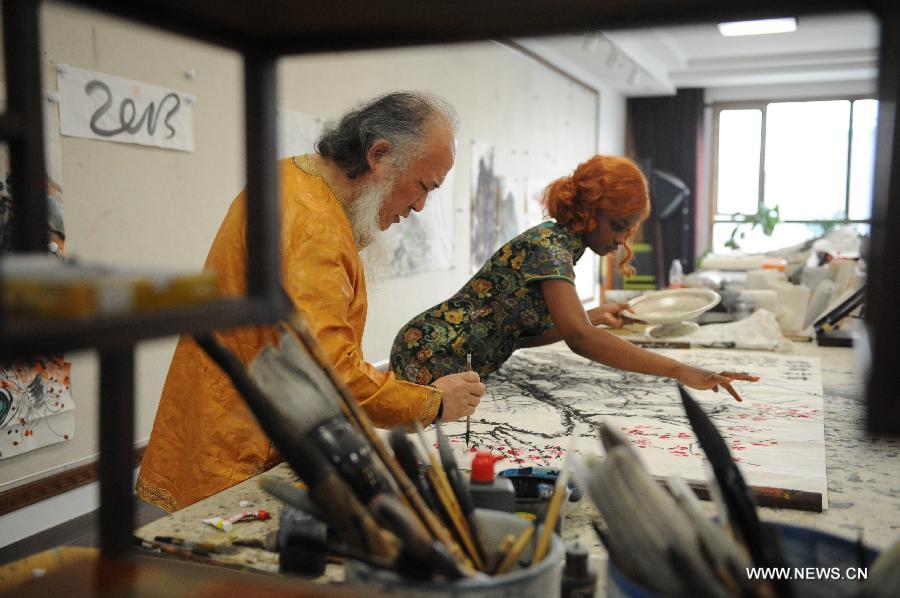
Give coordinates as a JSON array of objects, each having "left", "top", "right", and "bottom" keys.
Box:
[
  {"left": 553, "top": 221, "right": 586, "bottom": 263},
  {"left": 292, "top": 154, "right": 347, "bottom": 209}
]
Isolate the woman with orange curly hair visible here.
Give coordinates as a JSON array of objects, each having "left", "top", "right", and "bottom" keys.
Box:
[{"left": 390, "top": 155, "right": 757, "bottom": 402}]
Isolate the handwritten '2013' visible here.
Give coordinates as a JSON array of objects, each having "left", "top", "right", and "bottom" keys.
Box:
[{"left": 85, "top": 80, "right": 180, "bottom": 139}]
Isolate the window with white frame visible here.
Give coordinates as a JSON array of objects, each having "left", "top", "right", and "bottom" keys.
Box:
[{"left": 710, "top": 98, "right": 877, "bottom": 254}]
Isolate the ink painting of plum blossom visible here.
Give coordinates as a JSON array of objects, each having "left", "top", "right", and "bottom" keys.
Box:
[{"left": 440, "top": 343, "right": 828, "bottom": 510}]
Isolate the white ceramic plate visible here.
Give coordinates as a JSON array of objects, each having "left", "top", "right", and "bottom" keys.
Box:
[{"left": 623, "top": 288, "right": 721, "bottom": 324}]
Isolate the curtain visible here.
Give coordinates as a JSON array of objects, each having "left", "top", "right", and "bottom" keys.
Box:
[{"left": 627, "top": 89, "right": 705, "bottom": 283}]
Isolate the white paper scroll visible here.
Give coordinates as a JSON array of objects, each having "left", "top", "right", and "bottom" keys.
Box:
[
  {"left": 57, "top": 65, "right": 194, "bottom": 152},
  {"left": 445, "top": 345, "right": 828, "bottom": 510}
]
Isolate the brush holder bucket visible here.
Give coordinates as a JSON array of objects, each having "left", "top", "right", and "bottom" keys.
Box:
[{"left": 345, "top": 509, "right": 563, "bottom": 597}]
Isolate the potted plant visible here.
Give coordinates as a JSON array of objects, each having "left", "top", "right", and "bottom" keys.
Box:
[{"left": 724, "top": 204, "right": 781, "bottom": 251}]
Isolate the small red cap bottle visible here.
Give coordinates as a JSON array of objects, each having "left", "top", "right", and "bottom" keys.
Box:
[{"left": 469, "top": 451, "right": 516, "bottom": 512}]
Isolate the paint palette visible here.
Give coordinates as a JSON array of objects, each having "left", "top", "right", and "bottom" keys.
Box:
[{"left": 623, "top": 288, "right": 720, "bottom": 338}]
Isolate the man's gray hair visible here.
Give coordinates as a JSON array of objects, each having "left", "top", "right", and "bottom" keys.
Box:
[{"left": 316, "top": 91, "right": 459, "bottom": 179}]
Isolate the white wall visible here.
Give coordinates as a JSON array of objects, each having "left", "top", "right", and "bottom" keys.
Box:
[
  {"left": 278, "top": 42, "right": 601, "bottom": 360},
  {"left": 0, "top": 2, "right": 628, "bottom": 537}
]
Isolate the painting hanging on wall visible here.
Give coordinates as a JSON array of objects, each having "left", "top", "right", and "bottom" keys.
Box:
[
  {"left": 470, "top": 141, "right": 500, "bottom": 272},
  {"left": 0, "top": 88, "right": 75, "bottom": 459},
  {"left": 470, "top": 141, "right": 526, "bottom": 273},
  {"left": 383, "top": 167, "right": 456, "bottom": 276}
]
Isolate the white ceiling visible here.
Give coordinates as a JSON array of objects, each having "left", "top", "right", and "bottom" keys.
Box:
[{"left": 516, "top": 11, "right": 879, "bottom": 97}]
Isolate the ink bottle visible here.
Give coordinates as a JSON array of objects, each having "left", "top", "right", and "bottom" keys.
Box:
[
  {"left": 561, "top": 542, "right": 597, "bottom": 598},
  {"left": 668, "top": 258, "right": 685, "bottom": 288},
  {"left": 468, "top": 451, "right": 515, "bottom": 512}
]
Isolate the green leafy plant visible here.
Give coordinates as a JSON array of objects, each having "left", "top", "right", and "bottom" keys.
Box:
[{"left": 724, "top": 204, "right": 781, "bottom": 251}]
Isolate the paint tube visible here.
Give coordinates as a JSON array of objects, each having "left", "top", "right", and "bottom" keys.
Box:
[
  {"left": 202, "top": 516, "right": 233, "bottom": 532},
  {"left": 203, "top": 510, "right": 271, "bottom": 532},
  {"left": 224, "top": 509, "right": 271, "bottom": 524}
]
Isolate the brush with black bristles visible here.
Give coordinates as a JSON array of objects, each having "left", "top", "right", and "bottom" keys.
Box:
[
  {"left": 250, "top": 344, "right": 394, "bottom": 506},
  {"left": 281, "top": 322, "right": 459, "bottom": 535},
  {"left": 250, "top": 338, "right": 485, "bottom": 580},
  {"left": 389, "top": 427, "right": 439, "bottom": 513},
  {"left": 435, "top": 420, "right": 486, "bottom": 567},
  {"left": 193, "top": 334, "right": 396, "bottom": 558},
  {"left": 370, "top": 494, "right": 468, "bottom": 580},
  {"left": 679, "top": 385, "right": 793, "bottom": 597},
  {"left": 414, "top": 422, "right": 482, "bottom": 571}
]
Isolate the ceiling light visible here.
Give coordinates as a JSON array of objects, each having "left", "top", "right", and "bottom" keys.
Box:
[{"left": 717, "top": 17, "right": 797, "bottom": 37}]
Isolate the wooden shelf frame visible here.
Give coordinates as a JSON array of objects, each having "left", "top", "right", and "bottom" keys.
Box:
[{"left": 1, "top": 0, "right": 897, "bottom": 571}]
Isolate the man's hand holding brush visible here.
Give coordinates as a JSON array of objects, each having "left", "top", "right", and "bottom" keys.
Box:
[{"left": 433, "top": 371, "right": 485, "bottom": 422}]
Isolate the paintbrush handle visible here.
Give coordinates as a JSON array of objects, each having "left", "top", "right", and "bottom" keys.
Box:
[
  {"left": 194, "top": 334, "right": 396, "bottom": 558},
  {"left": 284, "top": 315, "right": 462, "bottom": 555},
  {"left": 446, "top": 468, "right": 487, "bottom": 566},
  {"left": 388, "top": 429, "right": 439, "bottom": 512},
  {"left": 487, "top": 533, "right": 516, "bottom": 576},
  {"left": 533, "top": 469, "right": 569, "bottom": 563},
  {"left": 435, "top": 418, "right": 485, "bottom": 564},
  {"left": 465, "top": 353, "right": 472, "bottom": 446},
  {"left": 370, "top": 494, "right": 470, "bottom": 579},
  {"left": 494, "top": 525, "right": 535, "bottom": 575},
  {"left": 426, "top": 465, "right": 485, "bottom": 571}
]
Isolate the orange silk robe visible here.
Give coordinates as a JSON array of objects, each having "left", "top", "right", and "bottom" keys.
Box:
[{"left": 136, "top": 156, "right": 442, "bottom": 512}]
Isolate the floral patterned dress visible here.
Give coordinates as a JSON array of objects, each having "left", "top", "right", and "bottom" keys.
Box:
[{"left": 390, "top": 220, "right": 586, "bottom": 385}]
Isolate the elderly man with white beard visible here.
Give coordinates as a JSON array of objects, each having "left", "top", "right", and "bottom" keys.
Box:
[{"left": 137, "top": 92, "right": 485, "bottom": 512}]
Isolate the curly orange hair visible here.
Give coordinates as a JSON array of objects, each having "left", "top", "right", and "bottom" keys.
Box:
[{"left": 544, "top": 155, "right": 649, "bottom": 276}]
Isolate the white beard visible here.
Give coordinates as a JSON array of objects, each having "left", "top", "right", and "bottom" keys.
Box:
[{"left": 346, "top": 174, "right": 394, "bottom": 286}]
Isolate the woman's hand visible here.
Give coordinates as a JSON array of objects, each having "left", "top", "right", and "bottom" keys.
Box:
[
  {"left": 587, "top": 303, "right": 637, "bottom": 329},
  {"left": 675, "top": 366, "right": 760, "bottom": 402}
]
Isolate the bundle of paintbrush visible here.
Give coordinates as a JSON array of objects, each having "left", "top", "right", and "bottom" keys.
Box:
[
  {"left": 197, "top": 311, "right": 572, "bottom": 580},
  {"left": 413, "top": 420, "right": 488, "bottom": 571},
  {"left": 576, "top": 423, "right": 751, "bottom": 597},
  {"left": 195, "top": 332, "right": 394, "bottom": 558},
  {"left": 195, "top": 323, "right": 470, "bottom": 580}
]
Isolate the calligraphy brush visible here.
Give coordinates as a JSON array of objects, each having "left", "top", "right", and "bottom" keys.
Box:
[
  {"left": 533, "top": 427, "right": 582, "bottom": 564},
  {"left": 414, "top": 422, "right": 483, "bottom": 570},
  {"left": 193, "top": 334, "right": 395, "bottom": 558},
  {"left": 487, "top": 533, "right": 516, "bottom": 575},
  {"left": 436, "top": 419, "right": 486, "bottom": 566},
  {"left": 369, "top": 494, "right": 469, "bottom": 580},
  {"left": 667, "top": 475, "right": 752, "bottom": 595},
  {"left": 678, "top": 384, "right": 793, "bottom": 596},
  {"left": 493, "top": 524, "right": 535, "bottom": 575},
  {"left": 465, "top": 352, "right": 472, "bottom": 447},
  {"left": 389, "top": 427, "right": 438, "bottom": 512},
  {"left": 251, "top": 345, "right": 394, "bottom": 505},
  {"left": 281, "top": 317, "right": 465, "bottom": 560}
]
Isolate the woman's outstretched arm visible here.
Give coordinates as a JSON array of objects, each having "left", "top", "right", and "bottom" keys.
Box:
[
  {"left": 540, "top": 279, "right": 759, "bottom": 401},
  {"left": 517, "top": 301, "right": 634, "bottom": 349}
]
